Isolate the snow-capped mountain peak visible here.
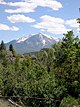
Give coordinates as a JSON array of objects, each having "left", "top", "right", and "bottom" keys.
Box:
[
  {"left": 16, "top": 33, "right": 59, "bottom": 43},
  {"left": 6, "top": 33, "right": 60, "bottom": 54}
]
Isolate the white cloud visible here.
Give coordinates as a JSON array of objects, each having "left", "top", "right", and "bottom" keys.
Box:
[
  {"left": 5, "top": 7, "right": 35, "bottom": 13},
  {"left": 34, "top": 15, "right": 71, "bottom": 34},
  {"left": 40, "top": 29, "right": 45, "bottom": 32},
  {"left": 25, "top": 0, "right": 63, "bottom": 10},
  {"left": 0, "top": 0, "right": 6, "bottom": 5},
  {"left": 65, "top": 19, "right": 79, "bottom": 28},
  {"left": 0, "top": 23, "right": 19, "bottom": 31},
  {"left": 7, "top": 14, "right": 35, "bottom": 23},
  {"left": 1, "top": 0, "right": 62, "bottom": 13},
  {"left": 5, "top": 2, "right": 37, "bottom": 13}
]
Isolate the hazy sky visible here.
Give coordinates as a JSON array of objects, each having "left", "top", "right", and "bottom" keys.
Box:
[{"left": 0, "top": 0, "right": 80, "bottom": 43}]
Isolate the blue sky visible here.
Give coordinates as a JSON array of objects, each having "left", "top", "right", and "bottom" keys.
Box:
[{"left": 0, "top": 0, "right": 80, "bottom": 43}]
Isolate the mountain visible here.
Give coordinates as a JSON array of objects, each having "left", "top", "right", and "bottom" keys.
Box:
[{"left": 6, "top": 33, "right": 60, "bottom": 54}]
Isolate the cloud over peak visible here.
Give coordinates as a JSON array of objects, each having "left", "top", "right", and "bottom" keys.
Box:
[{"left": 34, "top": 15, "right": 71, "bottom": 34}]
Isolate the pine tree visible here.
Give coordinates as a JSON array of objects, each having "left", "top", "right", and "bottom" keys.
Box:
[
  {"left": 77, "top": 18, "right": 80, "bottom": 24},
  {"left": 9, "top": 44, "right": 14, "bottom": 52},
  {"left": 9, "top": 44, "right": 16, "bottom": 56},
  {"left": 53, "top": 31, "right": 80, "bottom": 98},
  {"left": 0, "top": 40, "right": 6, "bottom": 50}
]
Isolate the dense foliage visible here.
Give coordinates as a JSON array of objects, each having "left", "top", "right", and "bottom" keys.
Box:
[{"left": 0, "top": 31, "right": 80, "bottom": 107}]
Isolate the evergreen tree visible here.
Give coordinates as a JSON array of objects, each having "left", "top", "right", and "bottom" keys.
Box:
[
  {"left": 9, "top": 44, "right": 16, "bottom": 56},
  {"left": 9, "top": 44, "right": 14, "bottom": 53},
  {"left": 0, "top": 40, "right": 6, "bottom": 50},
  {"left": 53, "top": 31, "right": 80, "bottom": 99},
  {"left": 77, "top": 18, "right": 80, "bottom": 24}
]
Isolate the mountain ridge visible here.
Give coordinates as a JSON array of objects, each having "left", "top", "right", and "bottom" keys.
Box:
[{"left": 6, "top": 33, "right": 60, "bottom": 54}]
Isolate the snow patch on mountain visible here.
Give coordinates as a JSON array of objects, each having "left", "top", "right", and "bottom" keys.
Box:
[
  {"left": 41, "top": 33, "right": 59, "bottom": 42},
  {"left": 39, "top": 33, "right": 52, "bottom": 40},
  {"left": 17, "top": 34, "right": 32, "bottom": 43},
  {"left": 42, "top": 40, "right": 46, "bottom": 45}
]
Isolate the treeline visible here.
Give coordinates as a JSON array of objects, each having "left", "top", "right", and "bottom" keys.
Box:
[{"left": 0, "top": 31, "right": 80, "bottom": 107}]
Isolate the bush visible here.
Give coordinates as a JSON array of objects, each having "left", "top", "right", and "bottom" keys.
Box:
[{"left": 60, "top": 96, "right": 79, "bottom": 107}]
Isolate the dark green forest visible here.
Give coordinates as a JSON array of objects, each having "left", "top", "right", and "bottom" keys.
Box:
[{"left": 0, "top": 31, "right": 80, "bottom": 107}]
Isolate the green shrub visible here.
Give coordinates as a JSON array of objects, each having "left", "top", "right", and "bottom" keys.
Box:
[{"left": 60, "top": 96, "right": 79, "bottom": 107}]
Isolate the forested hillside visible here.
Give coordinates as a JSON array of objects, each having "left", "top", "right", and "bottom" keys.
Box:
[{"left": 0, "top": 31, "right": 80, "bottom": 107}]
